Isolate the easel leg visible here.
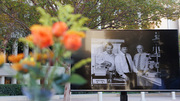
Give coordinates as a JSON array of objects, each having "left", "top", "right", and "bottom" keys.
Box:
[{"left": 120, "top": 91, "right": 128, "bottom": 101}]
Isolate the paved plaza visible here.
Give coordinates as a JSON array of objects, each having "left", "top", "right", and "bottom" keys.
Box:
[
  {"left": 70, "top": 93, "right": 180, "bottom": 101},
  {"left": 0, "top": 92, "right": 180, "bottom": 101}
]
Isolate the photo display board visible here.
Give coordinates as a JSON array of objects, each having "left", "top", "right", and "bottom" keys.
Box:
[{"left": 71, "top": 30, "right": 180, "bottom": 91}]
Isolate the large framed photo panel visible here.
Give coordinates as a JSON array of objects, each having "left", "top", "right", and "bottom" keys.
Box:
[{"left": 71, "top": 30, "right": 180, "bottom": 91}]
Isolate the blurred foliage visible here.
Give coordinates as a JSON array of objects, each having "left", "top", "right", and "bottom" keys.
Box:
[
  {"left": 0, "top": 84, "right": 22, "bottom": 96},
  {"left": 0, "top": 0, "right": 179, "bottom": 52},
  {"left": 0, "top": 0, "right": 179, "bottom": 30}
]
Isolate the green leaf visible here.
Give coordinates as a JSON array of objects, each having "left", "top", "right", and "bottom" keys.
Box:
[
  {"left": 63, "top": 51, "right": 72, "bottom": 58},
  {"left": 54, "top": 43, "right": 61, "bottom": 58},
  {"left": 52, "top": 82, "right": 64, "bottom": 94},
  {"left": 36, "top": 7, "right": 57, "bottom": 26},
  {"left": 69, "top": 73, "right": 87, "bottom": 85},
  {"left": 71, "top": 58, "right": 91, "bottom": 72},
  {"left": 56, "top": 2, "right": 89, "bottom": 31},
  {"left": 19, "top": 38, "right": 34, "bottom": 48},
  {"left": 54, "top": 74, "right": 70, "bottom": 84}
]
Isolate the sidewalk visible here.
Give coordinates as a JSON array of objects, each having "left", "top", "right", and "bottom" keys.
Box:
[
  {"left": 69, "top": 92, "right": 180, "bottom": 101},
  {"left": 0, "top": 92, "right": 179, "bottom": 101}
]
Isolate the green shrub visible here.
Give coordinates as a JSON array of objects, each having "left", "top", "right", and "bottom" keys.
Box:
[{"left": 0, "top": 84, "right": 22, "bottom": 96}]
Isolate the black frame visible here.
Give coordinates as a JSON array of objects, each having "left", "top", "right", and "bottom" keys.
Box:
[{"left": 71, "top": 29, "right": 180, "bottom": 91}]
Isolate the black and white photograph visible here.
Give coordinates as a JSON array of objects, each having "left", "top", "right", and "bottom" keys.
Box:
[
  {"left": 71, "top": 30, "right": 180, "bottom": 91},
  {"left": 91, "top": 33, "right": 162, "bottom": 89}
]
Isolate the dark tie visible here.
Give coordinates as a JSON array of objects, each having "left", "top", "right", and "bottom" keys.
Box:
[
  {"left": 125, "top": 54, "right": 131, "bottom": 73},
  {"left": 137, "top": 54, "right": 141, "bottom": 70}
]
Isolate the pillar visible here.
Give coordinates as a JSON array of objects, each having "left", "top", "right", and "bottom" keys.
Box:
[
  {"left": 0, "top": 76, "right": 5, "bottom": 84},
  {"left": 11, "top": 78, "right": 17, "bottom": 84},
  {"left": 167, "top": 19, "right": 179, "bottom": 29},
  {"left": 98, "top": 92, "right": 103, "bottom": 101},
  {"left": 12, "top": 39, "right": 18, "bottom": 55},
  {"left": 172, "top": 92, "right": 176, "bottom": 100},
  {"left": 23, "top": 43, "right": 29, "bottom": 58},
  {"left": 140, "top": 92, "right": 146, "bottom": 101}
]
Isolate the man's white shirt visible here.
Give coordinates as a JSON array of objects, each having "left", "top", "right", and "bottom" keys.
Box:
[
  {"left": 115, "top": 51, "right": 138, "bottom": 75},
  {"left": 96, "top": 51, "right": 115, "bottom": 71},
  {"left": 133, "top": 53, "right": 149, "bottom": 71}
]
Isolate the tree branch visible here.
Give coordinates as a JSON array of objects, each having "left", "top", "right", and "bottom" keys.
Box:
[
  {"left": 47, "top": 0, "right": 57, "bottom": 12},
  {"left": 0, "top": 7, "right": 30, "bottom": 31},
  {"left": 30, "top": 0, "right": 37, "bottom": 6},
  {"left": 82, "top": 0, "right": 99, "bottom": 16}
]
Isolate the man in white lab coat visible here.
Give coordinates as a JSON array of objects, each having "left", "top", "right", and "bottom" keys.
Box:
[
  {"left": 115, "top": 43, "right": 138, "bottom": 88},
  {"left": 96, "top": 42, "right": 116, "bottom": 83}
]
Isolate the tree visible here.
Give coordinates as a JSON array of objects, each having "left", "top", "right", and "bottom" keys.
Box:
[
  {"left": 0, "top": 0, "right": 40, "bottom": 52},
  {"left": 69, "top": 0, "right": 179, "bottom": 29},
  {"left": 1, "top": 0, "right": 179, "bottom": 30}
]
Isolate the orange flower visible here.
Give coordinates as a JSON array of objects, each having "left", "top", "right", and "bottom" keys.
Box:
[
  {"left": 21, "top": 60, "right": 36, "bottom": 67},
  {"left": 0, "top": 53, "right": 5, "bottom": 67},
  {"left": 30, "top": 53, "right": 42, "bottom": 61},
  {"left": 52, "top": 22, "right": 68, "bottom": 37},
  {"left": 11, "top": 63, "right": 28, "bottom": 73},
  {"left": 30, "top": 52, "right": 53, "bottom": 61},
  {"left": 65, "top": 30, "right": 85, "bottom": 38},
  {"left": 11, "top": 58, "right": 36, "bottom": 73},
  {"left": 8, "top": 53, "right": 24, "bottom": 63},
  {"left": 62, "top": 31, "right": 83, "bottom": 51},
  {"left": 30, "top": 25, "right": 54, "bottom": 49},
  {"left": 11, "top": 63, "right": 23, "bottom": 71}
]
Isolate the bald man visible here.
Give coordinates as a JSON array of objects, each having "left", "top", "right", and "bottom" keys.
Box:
[
  {"left": 134, "top": 44, "right": 149, "bottom": 86},
  {"left": 133, "top": 45, "right": 149, "bottom": 73}
]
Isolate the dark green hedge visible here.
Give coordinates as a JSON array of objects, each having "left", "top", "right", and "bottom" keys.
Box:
[{"left": 0, "top": 84, "right": 22, "bottom": 96}]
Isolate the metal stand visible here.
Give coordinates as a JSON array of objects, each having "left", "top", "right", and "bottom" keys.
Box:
[
  {"left": 140, "top": 92, "right": 146, "bottom": 101},
  {"left": 172, "top": 92, "right": 176, "bottom": 100},
  {"left": 120, "top": 91, "right": 128, "bottom": 101},
  {"left": 98, "top": 92, "right": 103, "bottom": 101}
]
